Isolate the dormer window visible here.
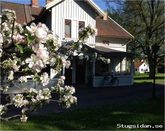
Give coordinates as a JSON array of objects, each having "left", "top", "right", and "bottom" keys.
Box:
[
  {"left": 103, "top": 40, "right": 110, "bottom": 45},
  {"left": 65, "top": 19, "right": 71, "bottom": 38}
]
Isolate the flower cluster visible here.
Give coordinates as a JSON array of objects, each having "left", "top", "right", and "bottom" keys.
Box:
[
  {"left": 12, "top": 94, "right": 29, "bottom": 108},
  {"left": 59, "top": 86, "right": 77, "bottom": 108},
  {"left": 0, "top": 9, "right": 94, "bottom": 122},
  {"left": 0, "top": 105, "right": 6, "bottom": 116}
]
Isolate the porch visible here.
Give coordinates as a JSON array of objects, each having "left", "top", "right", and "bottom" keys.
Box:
[{"left": 64, "top": 45, "right": 134, "bottom": 87}]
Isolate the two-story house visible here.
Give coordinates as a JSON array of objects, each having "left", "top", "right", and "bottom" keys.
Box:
[
  {"left": 42, "top": 0, "right": 134, "bottom": 87},
  {"left": 1, "top": 0, "right": 134, "bottom": 88}
]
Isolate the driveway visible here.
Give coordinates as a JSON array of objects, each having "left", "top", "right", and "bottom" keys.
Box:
[{"left": 34, "top": 84, "right": 164, "bottom": 114}]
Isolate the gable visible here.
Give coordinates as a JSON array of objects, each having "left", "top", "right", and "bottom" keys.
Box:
[
  {"left": 46, "top": 0, "right": 104, "bottom": 17},
  {"left": 46, "top": 0, "right": 134, "bottom": 40}
]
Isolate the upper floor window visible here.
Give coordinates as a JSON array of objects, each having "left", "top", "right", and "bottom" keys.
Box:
[
  {"left": 103, "top": 40, "right": 110, "bottom": 45},
  {"left": 79, "top": 21, "right": 85, "bottom": 30},
  {"left": 65, "top": 19, "right": 71, "bottom": 38}
]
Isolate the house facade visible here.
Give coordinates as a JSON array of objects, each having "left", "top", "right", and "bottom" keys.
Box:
[
  {"left": 135, "top": 60, "right": 150, "bottom": 73},
  {"left": 1, "top": 0, "right": 134, "bottom": 88},
  {"left": 44, "top": 0, "right": 134, "bottom": 87}
]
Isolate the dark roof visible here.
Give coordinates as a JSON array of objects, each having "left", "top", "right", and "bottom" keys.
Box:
[
  {"left": 1, "top": 1, "right": 43, "bottom": 24},
  {"left": 134, "top": 61, "right": 144, "bottom": 68},
  {"left": 96, "top": 17, "right": 134, "bottom": 39}
]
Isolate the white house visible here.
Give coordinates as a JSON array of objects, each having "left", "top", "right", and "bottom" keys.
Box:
[
  {"left": 135, "top": 61, "right": 150, "bottom": 73},
  {"left": 1, "top": 0, "right": 135, "bottom": 89},
  {"left": 42, "top": 0, "right": 134, "bottom": 87}
]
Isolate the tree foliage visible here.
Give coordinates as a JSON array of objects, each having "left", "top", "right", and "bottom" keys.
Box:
[
  {"left": 0, "top": 9, "right": 95, "bottom": 122},
  {"left": 105, "top": 0, "right": 164, "bottom": 78}
]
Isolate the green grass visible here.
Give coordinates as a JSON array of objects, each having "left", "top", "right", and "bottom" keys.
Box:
[
  {"left": 134, "top": 73, "right": 165, "bottom": 85},
  {"left": 1, "top": 97, "right": 164, "bottom": 130}
]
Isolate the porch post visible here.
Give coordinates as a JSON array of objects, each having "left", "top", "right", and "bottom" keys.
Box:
[
  {"left": 85, "top": 60, "right": 88, "bottom": 84},
  {"left": 62, "top": 66, "right": 65, "bottom": 76},
  {"left": 72, "top": 58, "right": 76, "bottom": 84},
  {"left": 112, "top": 59, "right": 115, "bottom": 76},
  {"left": 92, "top": 57, "right": 96, "bottom": 87}
]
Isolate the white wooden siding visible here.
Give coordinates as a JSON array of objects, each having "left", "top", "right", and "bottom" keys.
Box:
[
  {"left": 96, "top": 36, "right": 127, "bottom": 52},
  {"left": 51, "top": 0, "right": 96, "bottom": 44}
]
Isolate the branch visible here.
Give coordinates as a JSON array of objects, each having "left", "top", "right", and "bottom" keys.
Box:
[
  {"left": 0, "top": 114, "right": 21, "bottom": 121},
  {"left": 50, "top": 99, "right": 60, "bottom": 103}
]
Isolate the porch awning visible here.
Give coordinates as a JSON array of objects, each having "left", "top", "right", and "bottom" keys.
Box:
[{"left": 84, "top": 44, "right": 133, "bottom": 58}]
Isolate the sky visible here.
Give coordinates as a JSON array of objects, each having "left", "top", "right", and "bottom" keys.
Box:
[{"left": 1, "top": 0, "right": 107, "bottom": 10}]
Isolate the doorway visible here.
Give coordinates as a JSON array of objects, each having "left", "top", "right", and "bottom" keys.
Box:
[{"left": 76, "top": 59, "right": 86, "bottom": 85}]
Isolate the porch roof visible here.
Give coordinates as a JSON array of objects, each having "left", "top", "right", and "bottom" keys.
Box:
[{"left": 84, "top": 44, "right": 133, "bottom": 58}]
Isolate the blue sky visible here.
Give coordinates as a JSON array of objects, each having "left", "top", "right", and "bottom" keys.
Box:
[{"left": 1, "top": 0, "right": 107, "bottom": 10}]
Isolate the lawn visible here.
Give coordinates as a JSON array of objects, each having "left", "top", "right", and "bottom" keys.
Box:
[
  {"left": 0, "top": 97, "right": 164, "bottom": 130},
  {"left": 134, "top": 73, "right": 164, "bottom": 85}
]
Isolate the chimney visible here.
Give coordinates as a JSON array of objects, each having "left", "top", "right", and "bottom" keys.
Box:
[
  {"left": 31, "top": 0, "right": 39, "bottom": 7},
  {"left": 103, "top": 11, "right": 108, "bottom": 20}
]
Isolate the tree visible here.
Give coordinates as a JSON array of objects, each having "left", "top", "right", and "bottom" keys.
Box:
[
  {"left": 0, "top": 9, "right": 95, "bottom": 122},
  {"left": 105, "top": 0, "right": 164, "bottom": 78}
]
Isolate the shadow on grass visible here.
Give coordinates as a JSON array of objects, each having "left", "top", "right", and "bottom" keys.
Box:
[{"left": 1, "top": 97, "right": 164, "bottom": 130}]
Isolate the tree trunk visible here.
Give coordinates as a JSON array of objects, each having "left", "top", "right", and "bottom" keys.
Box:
[{"left": 148, "top": 57, "right": 155, "bottom": 79}]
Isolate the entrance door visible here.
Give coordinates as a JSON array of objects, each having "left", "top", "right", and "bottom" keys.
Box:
[
  {"left": 65, "top": 67, "right": 72, "bottom": 85},
  {"left": 76, "top": 59, "right": 86, "bottom": 85}
]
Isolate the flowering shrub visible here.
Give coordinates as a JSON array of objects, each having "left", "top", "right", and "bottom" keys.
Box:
[{"left": 0, "top": 9, "right": 95, "bottom": 122}]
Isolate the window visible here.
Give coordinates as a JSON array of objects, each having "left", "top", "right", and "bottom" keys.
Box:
[
  {"left": 79, "top": 21, "right": 85, "bottom": 30},
  {"left": 65, "top": 19, "right": 71, "bottom": 38},
  {"left": 95, "top": 60, "right": 109, "bottom": 76},
  {"left": 103, "top": 40, "right": 110, "bottom": 45}
]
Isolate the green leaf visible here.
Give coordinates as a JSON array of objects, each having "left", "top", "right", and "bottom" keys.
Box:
[
  {"left": 27, "top": 34, "right": 35, "bottom": 45},
  {"left": 15, "top": 44, "right": 24, "bottom": 53}
]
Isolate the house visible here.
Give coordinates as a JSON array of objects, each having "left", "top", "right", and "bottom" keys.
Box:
[
  {"left": 1, "top": 0, "right": 134, "bottom": 88},
  {"left": 0, "top": 1, "right": 43, "bottom": 24},
  {"left": 43, "top": 0, "right": 134, "bottom": 87},
  {"left": 135, "top": 60, "right": 150, "bottom": 73}
]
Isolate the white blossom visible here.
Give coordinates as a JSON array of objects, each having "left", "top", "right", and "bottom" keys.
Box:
[
  {"left": 21, "top": 108, "right": 28, "bottom": 114},
  {"left": 33, "top": 43, "right": 49, "bottom": 63},
  {"left": 8, "top": 70, "right": 14, "bottom": 80},
  {"left": 42, "top": 88, "right": 51, "bottom": 100},
  {"left": 40, "top": 73, "right": 50, "bottom": 86},
  {"left": 0, "top": 49, "right": 2, "bottom": 57},
  {"left": 26, "top": 23, "right": 37, "bottom": 35},
  {"left": 64, "top": 85, "right": 75, "bottom": 95},
  {"left": 36, "top": 89, "right": 51, "bottom": 101},
  {"left": 73, "top": 51, "right": 78, "bottom": 56},
  {"left": 20, "top": 115, "right": 28, "bottom": 122},
  {"left": 36, "top": 28, "right": 48, "bottom": 43},
  {"left": 13, "top": 34, "right": 25, "bottom": 44},
  {"left": 60, "top": 76, "right": 65, "bottom": 80},
  {"left": 25, "top": 54, "right": 45, "bottom": 72},
  {"left": 0, "top": 33, "right": 3, "bottom": 47},
  {"left": 18, "top": 76, "right": 28, "bottom": 83},
  {"left": 2, "top": 9, "right": 16, "bottom": 20},
  {"left": 29, "top": 88, "right": 38, "bottom": 94},
  {"left": 12, "top": 60, "right": 20, "bottom": 72},
  {"left": 12, "top": 94, "right": 29, "bottom": 108},
  {"left": 0, "top": 105, "right": 6, "bottom": 115}
]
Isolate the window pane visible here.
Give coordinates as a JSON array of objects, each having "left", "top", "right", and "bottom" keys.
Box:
[
  {"left": 65, "top": 19, "right": 71, "bottom": 37},
  {"left": 79, "top": 21, "right": 85, "bottom": 30}
]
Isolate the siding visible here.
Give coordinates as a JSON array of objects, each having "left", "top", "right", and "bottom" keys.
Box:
[
  {"left": 51, "top": 0, "right": 96, "bottom": 44},
  {"left": 96, "top": 36, "right": 127, "bottom": 52}
]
